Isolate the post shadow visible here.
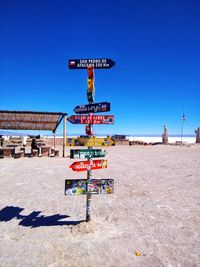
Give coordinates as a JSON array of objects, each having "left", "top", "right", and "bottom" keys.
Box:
[{"left": 0, "top": 206, "right": 84, "bottom": 228}]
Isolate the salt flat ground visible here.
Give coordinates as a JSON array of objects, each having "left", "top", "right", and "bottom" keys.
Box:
[{"left": 0, "top": 145, "right": 200, "bottom": 267}]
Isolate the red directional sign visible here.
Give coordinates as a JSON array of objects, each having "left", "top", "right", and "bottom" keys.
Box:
[
  {"left": 67, "top": 115, "right": 114, "bottom": 124},
  {"left": 69, "top": 160, "right": 108, "bottom": 172}
]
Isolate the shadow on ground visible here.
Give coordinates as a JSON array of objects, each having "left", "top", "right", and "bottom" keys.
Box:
[{"left": 0, "top": 206, "right": 84, "bottom": 228}]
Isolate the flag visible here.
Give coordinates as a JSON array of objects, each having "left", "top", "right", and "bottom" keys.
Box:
[
  {"left": 182, "top": 113, "right": 186, "bottom": 121},
  {"left": 69, "top": 61, "right": 76, "bottom": 66}
]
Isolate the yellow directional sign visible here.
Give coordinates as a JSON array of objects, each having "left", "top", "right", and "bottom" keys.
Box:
[
  {"left": 77, "top": 136, "right": 115, "bottom": 146},
  {"left": 66, "top": 137, "right": 115, "bottom": 146}
]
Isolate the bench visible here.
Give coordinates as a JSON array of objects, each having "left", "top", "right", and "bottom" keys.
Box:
[
  {"left": 2, "top": 147, "right": 15, "bottom": 158},
  {"left": 41, "top": 146, "right": 51, "bottom": 157},
  {"left": 54, "top": 149, "right": 59, "bottom": 157},
  {"left": 24, "top": 147, "right": 32, "bottom": 157}
]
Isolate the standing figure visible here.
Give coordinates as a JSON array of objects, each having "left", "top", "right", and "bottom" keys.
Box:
[
  {"left": 162, "top": 125, "right": 168, "bottom": 144},
  {"left": 195, "top": 128, "right": 200, "bottom": 143}
]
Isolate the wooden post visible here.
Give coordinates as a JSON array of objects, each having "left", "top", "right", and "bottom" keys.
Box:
[
  {"left": 86, "top": 147, "right": 92, "bottom": 222},
  {"left": 54, "top": 131, "right": 56, "bottom": 148},
  {"left": 63, "top": 115, "right": 66, "bottom": 157},
  {"left": 181, "top": 112, "right": 186, "bottom": 145},
  {"left": 195, "top": 128, "right": 200, "bottom": 143}
]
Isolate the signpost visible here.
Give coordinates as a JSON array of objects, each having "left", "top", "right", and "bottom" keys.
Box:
[
  {"left": 65, "top": 179, "right": 114, "bottom": 195},
  {"left": 67, "top": 57, "right": 115, "bottom": 222},
  {"left": 74, "top": 102, "right": 110, "bottom": 114},
  {"left": 70, "top": 149, "right": 107, "bottom": 159},
  {"left": 67, "top": 115, "right": 114, "bottom": 125},
  {"left": 68, "top": 58, "right": 115, "bottom": 69},
  {"left": 69, "top": 159, "right": 108, "bottom": 172}
]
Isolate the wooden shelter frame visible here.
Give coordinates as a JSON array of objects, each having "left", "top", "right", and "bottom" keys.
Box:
[{"left": 0, "top": 110, "right": 68, "bottom": 157}]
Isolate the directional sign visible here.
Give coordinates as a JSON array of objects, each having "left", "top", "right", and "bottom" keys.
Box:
[
  {"left": 70, "top": 149, "right": 107, "bottom": 159},
  {"left": 77, "top": 136, "right": 115, "bottom": 146},
  {"left": 67, "top": 115, "right": 114, "bottom": 124},
  {"left": 69, "top": 159, "right": 107, "bottom": 172},
  {"left": 68, "top": 59, "right": 115, "bottom": 69},
  {"left": 74, "top": 102, "right": 111, "bottom": 114},
  {"left": 65, "top": 179, "right": 114, "bottom": 195}
]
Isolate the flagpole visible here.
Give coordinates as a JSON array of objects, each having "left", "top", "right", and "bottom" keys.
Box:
[
  {"left": 181, "top": 119, "right": 184, "bottom": 144},
  {"left": 181, "top": 111, "right": 185, "bottom": 145}
]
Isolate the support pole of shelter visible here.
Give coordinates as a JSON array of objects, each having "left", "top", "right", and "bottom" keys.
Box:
[
  {"left": 63, "top": 115, "right": 66, "bottom": 157},
  {"left": 54, "top": 131, "right": 56, "bottom": 148}
]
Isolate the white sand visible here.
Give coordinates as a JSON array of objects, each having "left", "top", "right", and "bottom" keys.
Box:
[
  {"left": 128, "top": 136, "right": 196, "bottom": 144},
  {"left": 0, "top": 145, "right": 200, "bottom": 267}
]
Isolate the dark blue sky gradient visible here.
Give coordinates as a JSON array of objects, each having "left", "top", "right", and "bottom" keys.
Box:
[{"left": 0, "top": 0, "right": 199, "bottom": 135}]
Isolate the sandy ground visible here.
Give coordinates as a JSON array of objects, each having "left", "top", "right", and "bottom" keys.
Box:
[{"left": 0, "top": 145, "right": 200, "bottom": 267}]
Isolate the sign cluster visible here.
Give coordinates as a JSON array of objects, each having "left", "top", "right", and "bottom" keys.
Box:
[{"left": 66, "top": 58, "right": 115, "bottom": 222}]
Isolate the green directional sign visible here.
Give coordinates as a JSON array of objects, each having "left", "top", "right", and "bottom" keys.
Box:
[{"left": 70, "top": 149, "right": 107, "bottom": 159}]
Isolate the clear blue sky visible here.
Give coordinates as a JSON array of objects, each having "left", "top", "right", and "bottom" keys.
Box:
[{"left": 0, "top": 0, "right": 199, "bottom": 136}]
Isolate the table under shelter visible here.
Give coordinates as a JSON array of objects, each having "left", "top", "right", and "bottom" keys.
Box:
[{"left": 0, "top": 110, "right": 67, "bottom": 157}]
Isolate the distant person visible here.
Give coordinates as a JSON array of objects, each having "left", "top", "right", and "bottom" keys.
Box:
[{"left": 0, "top": 136, "right": 3, "bottom": 146}]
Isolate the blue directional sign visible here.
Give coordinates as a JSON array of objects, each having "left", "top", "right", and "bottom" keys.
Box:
[
  {"left": 68, "top": 59, "right": 115, "bottom": 69},
  {"left": 74, "top": 102, "right": 111, "bottom": 114}
]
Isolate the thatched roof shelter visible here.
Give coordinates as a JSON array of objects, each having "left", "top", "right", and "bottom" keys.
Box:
[{"left": 0, "top": 110, "right": 68, "bottom": 157}]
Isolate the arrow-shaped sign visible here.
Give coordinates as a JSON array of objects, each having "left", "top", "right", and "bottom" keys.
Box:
[
  {"left": 70, "top": 149, "right": 107, "bottom": 159},
  {"left": 67, "top": 115, "right": 114, "bottom": 124},
  {"left": 69, "top": 159, "right": 108, "bottom": 172},
  {"left": 74, "top": 102, "right": 111, "bottom": 114},
  {"left": 68, "top": 58, "right": 115, "bottom": 69},
  {"left": 77, "top": 136, "right": 115, "bottom": 146}
]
